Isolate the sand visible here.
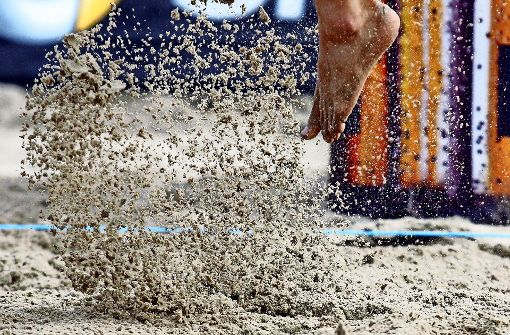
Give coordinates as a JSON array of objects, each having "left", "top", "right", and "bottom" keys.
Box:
[
  {"left": 1, "top": 218, "right": 510, "bottom": 334},
  {"left": 1, "top": 5, "right": 510, "bottom": 335},
  {"left": 21, "top": 8, "right": 342, "bottom": 324}
]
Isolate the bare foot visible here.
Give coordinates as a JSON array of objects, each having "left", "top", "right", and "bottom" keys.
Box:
[{"left": 301, "top": 0, "right": 400, "bottom": 143}]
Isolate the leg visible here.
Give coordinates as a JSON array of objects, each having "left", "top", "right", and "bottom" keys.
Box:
[{"left": 301, "top": 0, "right": 400, "bottom": 143}]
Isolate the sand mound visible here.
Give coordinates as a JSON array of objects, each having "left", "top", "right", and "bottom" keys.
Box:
[{"left": 2, "top": 219, "right": 510, "bottom": 334}]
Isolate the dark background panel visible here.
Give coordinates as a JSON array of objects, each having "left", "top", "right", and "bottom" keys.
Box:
[
  {"left": 497, "top": 44, "right": 510, "bottom": 138},
  {"left": 0, "top": 0, "right": 318, "bottom": 90}
]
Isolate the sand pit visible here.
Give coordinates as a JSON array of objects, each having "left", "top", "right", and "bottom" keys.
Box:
[
  {"left": 1, "top": 5, "right": 510, "bottom": 335},
  {"left": 1, "top": 218, "right": 510, "bottom": 334}
]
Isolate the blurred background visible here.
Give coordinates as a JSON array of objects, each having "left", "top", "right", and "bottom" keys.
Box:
[
  {"left": 0, "top": 0, "right": 328, "bottom": 225},
  {"left": 0, "top": 0, "right": 315, "bottom": 85},
  {"left": 0, "top": 0, "right": 509, "bottom": 224}
]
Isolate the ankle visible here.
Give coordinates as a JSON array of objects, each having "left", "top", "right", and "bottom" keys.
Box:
[
  {"left": 317, "top": 0, "right": 370, "bottom": 42},
  {"left": 336, "top": 15, "right": 363, "bottom": 36},
  {"left": 319, "top": 14, "right": 364, "bottom": 42}
]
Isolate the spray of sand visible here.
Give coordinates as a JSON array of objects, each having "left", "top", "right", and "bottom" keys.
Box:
[{"left": 21, "top": 6, "right": 345, "bottom": 326}]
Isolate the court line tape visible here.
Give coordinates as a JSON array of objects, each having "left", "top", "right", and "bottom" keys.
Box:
[
  {"left": 2, "top": 224, "right": 510, "bottom": 239},
  {"left": 323, "top": 229, "right": 510, "bottom": 239}
]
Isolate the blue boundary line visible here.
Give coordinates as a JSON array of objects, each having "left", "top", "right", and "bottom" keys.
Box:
[
  {"left": 323, "top": 229, "right": 510, "bottom": 239},
  {"left": 2, "top": 224, "right": 510, "bottom": 239},
  {"left": 1, "top": 224, "right": 52, "bottom": 231}
]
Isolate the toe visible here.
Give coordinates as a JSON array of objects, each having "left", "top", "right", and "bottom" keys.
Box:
[
  {"left": 301, "top": 125, "right": 321, "bottom": 140},
  {"left": 334, "top": 114, "right": 347, "bottom": 135},
  {"left": 320, "top": 89, "right": 339, "bottom": 143},
  {"left": 320, "top": 98, "right": 333, "bottom": 143},
  {"left": 322, "top": 130, "right": 333, "bottom": 143},
  {"left": 333, "top": 98, "right": 351, "bottom": 136},
  {"left": 301, "top": 88, "right": 322, "bottom": 140}
]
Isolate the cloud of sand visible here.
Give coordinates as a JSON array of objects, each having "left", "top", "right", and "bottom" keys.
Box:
[{"left": 22, "top": 7, "right": 343, "bottom": 322}]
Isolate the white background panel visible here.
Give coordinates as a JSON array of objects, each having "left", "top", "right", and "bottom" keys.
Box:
[
  {"left": 471, "top": 0, "right": 491, "bottom": 193},
  {"left": 436, "top": 0, "right": 453, "bottom": 183}
]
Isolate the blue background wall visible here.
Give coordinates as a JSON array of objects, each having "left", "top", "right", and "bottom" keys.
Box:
[{"left": 0, "top": 0, "right": 317, "bottom": 86}]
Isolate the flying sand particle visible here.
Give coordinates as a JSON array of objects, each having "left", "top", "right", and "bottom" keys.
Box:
[{"left": 21, "top": 6, "right": 345, "bottom": 326}]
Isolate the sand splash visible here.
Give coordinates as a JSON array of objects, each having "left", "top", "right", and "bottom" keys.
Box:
[{"left": 21, "top": 6, "right": 345, "bottom": 325}]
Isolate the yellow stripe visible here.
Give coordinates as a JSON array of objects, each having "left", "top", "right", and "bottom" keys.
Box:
[
  {"left": 75, "top": 0, "right": 122, "bottom": 31},
  {"left": 488, "top": 0, "right": 510, "bottom": 195},
  {"left": 399, "top": 0, "right": 424, "bottom": 186},
  {"left": 426, "top": 0, "right": 443, "bottom": 185}
]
